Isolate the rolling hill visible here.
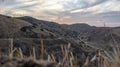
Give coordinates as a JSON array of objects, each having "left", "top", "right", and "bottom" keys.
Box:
[{"left": 0, "top": 14, "right": 120, "bottom": 66}]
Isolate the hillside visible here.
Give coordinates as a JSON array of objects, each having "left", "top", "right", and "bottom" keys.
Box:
[
  {"left": 0, "top": 15, "right": 32, "bottom": 38},
  {"left": 0, "top": 14, "right": 120, "bottom": 66},
  {"left": 0, "top": 14, "right": 120, "bottom": 49},
  {"left": 18, "top": 16, "right": 120, "bottom": 44},
  {"left": 0, "top": 15, "right": 97, "bottom": 66}
]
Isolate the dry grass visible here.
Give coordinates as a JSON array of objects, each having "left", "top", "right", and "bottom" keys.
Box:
[
  {"left": 103, "top": 45, "right": 120, "bottom": 67},
  {"left": 0, "top": 38, "right": 120, "bottom": 67},
  {"left": 82, "top": 45, "right": 120, "bottom": 67}
]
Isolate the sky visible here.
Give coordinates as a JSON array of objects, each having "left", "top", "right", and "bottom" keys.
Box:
[{"left": 0, "top": 0, "right": 120, "bottom": 27}]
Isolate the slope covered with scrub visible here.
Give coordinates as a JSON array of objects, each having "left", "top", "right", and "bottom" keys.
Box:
[{"left": 0, "top": 14, "right": 120, "bottom": 67}]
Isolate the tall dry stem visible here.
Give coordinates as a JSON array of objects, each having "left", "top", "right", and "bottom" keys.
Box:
[{"left": 9, "top": 38, "right": 13, "bottom": 57}]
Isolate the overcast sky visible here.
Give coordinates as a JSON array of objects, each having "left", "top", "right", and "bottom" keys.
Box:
[{"left": 0, "top": 0, "right": 120, "bottom": 27}]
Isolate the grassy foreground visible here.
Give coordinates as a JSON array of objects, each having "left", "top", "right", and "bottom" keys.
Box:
[{"left": 0, "top": 39, "right": 120, "bottom": 67}]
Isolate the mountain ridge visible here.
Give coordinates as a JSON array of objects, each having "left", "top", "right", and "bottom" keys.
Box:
[
  {"left": 0, "top": 14, "right": 120, "bottom": 66},
  {"left": 0, "top": 14, "right": 119, "bottom": 45},
  {"left": 17, "top": 16, "right": 120, "bottom": 48}
]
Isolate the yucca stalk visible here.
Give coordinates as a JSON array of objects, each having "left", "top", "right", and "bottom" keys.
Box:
[
  {"left": 48, "top": 54, "right": 52, "bottom": 61},
  {"left": 15, "top": 48, "right": 23, "bottom": 58},
  {"left": 9, "top": 38, "right": 13, "bottom": 57},
  {"left": 51, "top": 54, "right": 56, "bottom": 62},
  {"left": 82, "top": 57, "right": 89, "bottom": 67},
  {"left": 32, "top": 47, "right": 36, "bottom": 60}
]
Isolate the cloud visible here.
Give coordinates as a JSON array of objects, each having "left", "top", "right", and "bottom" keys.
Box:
[
  {"left": 0, "top": 0, "right": 120, "bottom": 27},
  {"left": 70, "top": 0, "right": 120, "bottom": 14},
  {"left": 63, "top": 0, "right": 108, "bottom": 12}
]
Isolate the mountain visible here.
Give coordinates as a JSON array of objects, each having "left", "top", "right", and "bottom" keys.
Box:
[
  {"left": 0, "top": 15, "right": 96, "bottom": 65},
  {"left": 0, "top": 14, "right": 120, "bottom": 66},
  {"left": 0, "top": 15, "right": 61, "bottom": 38},
  {"left": 18, "top": 16, "right": 120, "bottom": 50},
  {"left": 18, "top": 16, "right": 80, "bottom": 38},
  {"left": 0, "top": 14, "right": 119, "bottom": 48},
  {"left": 18, "top": 16, "right": 120, "bottom": 44}
]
